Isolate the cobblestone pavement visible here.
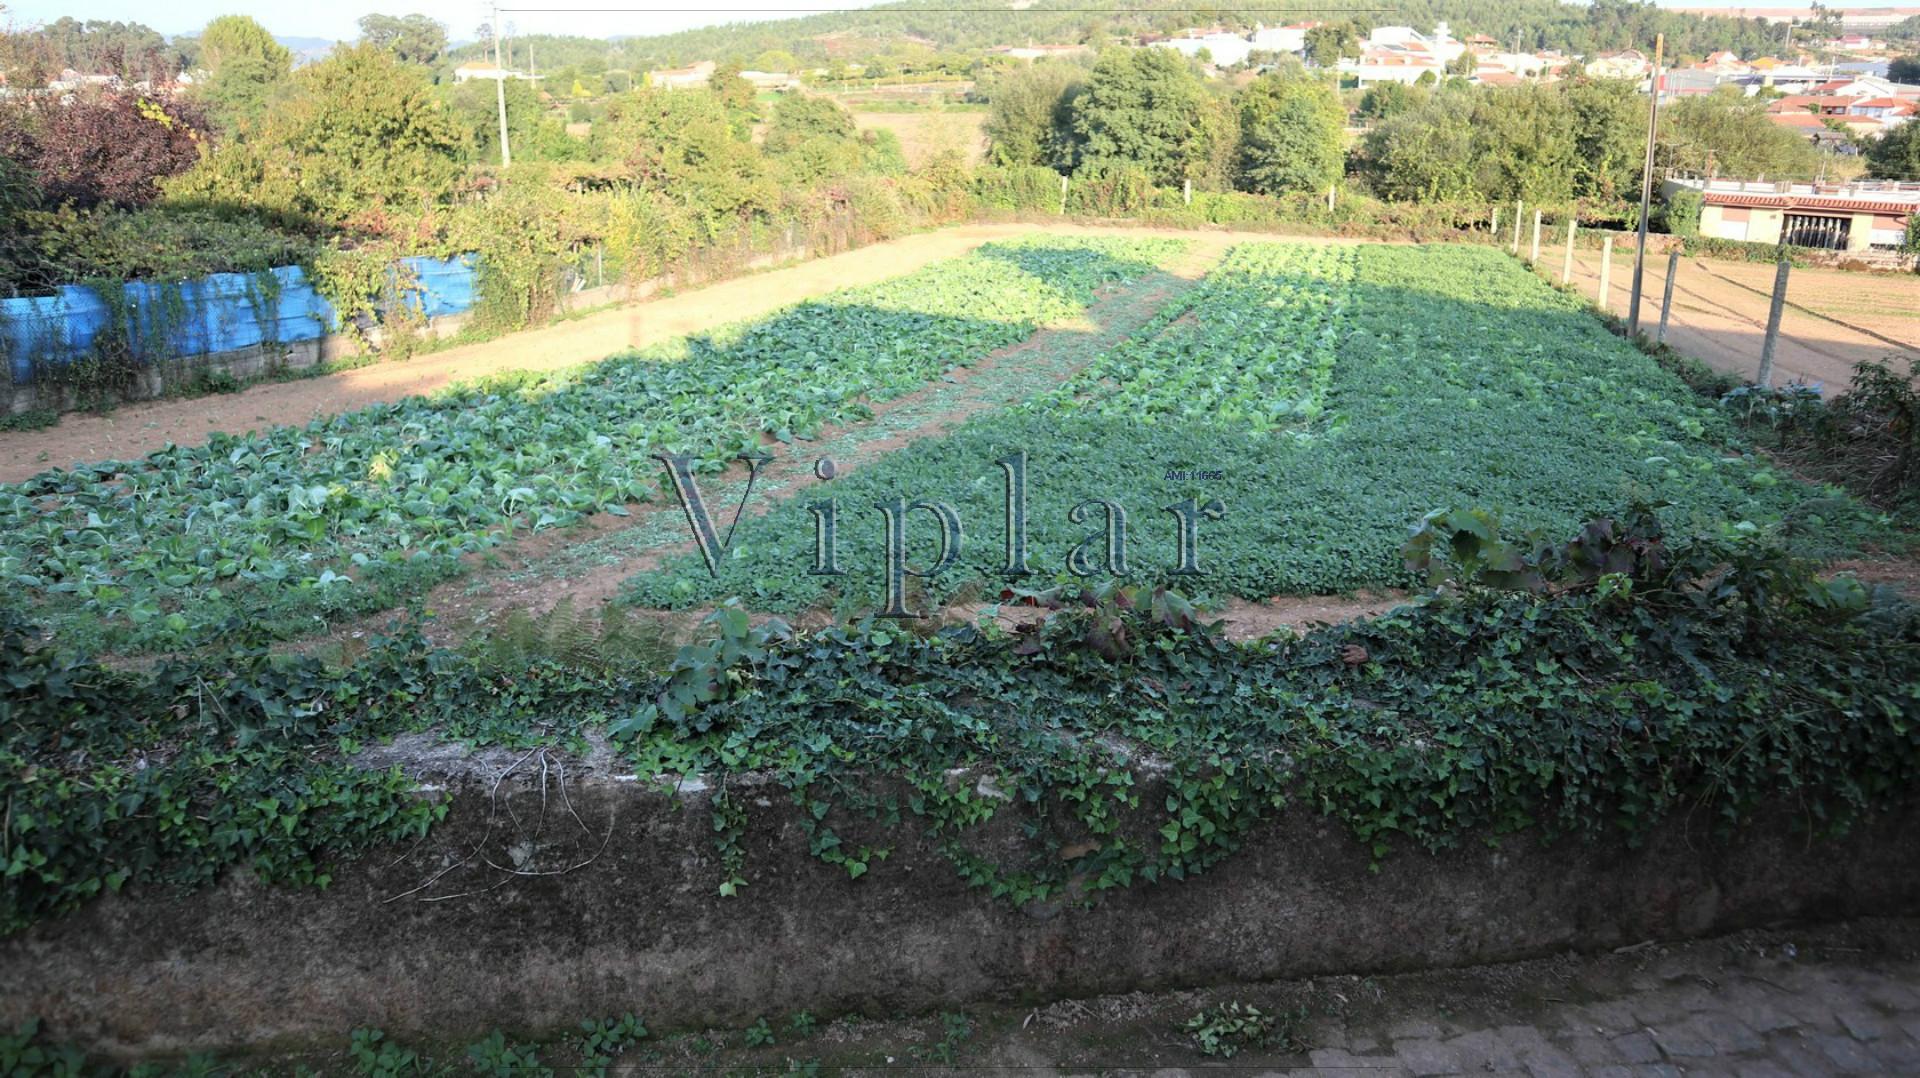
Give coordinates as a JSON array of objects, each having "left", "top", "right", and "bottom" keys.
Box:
[
  {"left": 696, "top": 918, "right": 1920, "bottom": 1075},
  {"left": 1292, "top": 953, "right": 1920, "bottom": 1076}
]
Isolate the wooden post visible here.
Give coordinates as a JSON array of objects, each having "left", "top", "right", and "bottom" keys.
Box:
[
  {"left": 1562, "top": 219, "right": 1577, "bottom": 284},
  {"left": 1756, "top": 258, "right": 1790, "bottom": 387},
  {"left": 1656, "top": 249, "right": 1679, "bottom": 345},
  {"left": 1530, "top": 210, "right": 1542, "bottom": 264},
  {"left": 1598, "top": 236, "right": 1614, "bottom": 311},
  {"left": 1512, "top": 198, "right": 1524, "bottom": 253},
  {"left": 1627, "top": 33, "right": 1665, "bottom": 337}
]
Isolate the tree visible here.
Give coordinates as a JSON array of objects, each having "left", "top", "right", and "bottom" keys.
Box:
[
  {"left": 1466, "top": 83, "right": 1580, "bottom": 203},
  {"left": 1360, "top": 102, "right": 1476, "bottom": 201},
  {"left": 709, "top": 61, "right": 758, "bottom": 136},
  {"left": 1865, "top": 120, "right": 1920, "bottom": 181},
  {"left": 764, "top": 93, "right": 855, "bottom": 152},
  {"left": 1357, "top": 82, "right": 1428, "bottom": 122},
  {"left": 1887, "top": 55, "right": 1920, "bottom": 84},
  {"left": 0, "top": 92, "right": 207, "bottom": 208},
  {"left": 194, "top": 15, "right": 291, "bottom": 132},
  {"left": 167, "top": 44, "right": 465, "bottom": 223},
  {"left": 358, "top": 14, "right": 446, "bottom": 66},
  {"left": 1235, "top": 71, "right": 1343, "bottom": 195},
  {"left": 751, "top": 49, "right": 798, "bottom": 73},
  {"left": 1304, "top": 22, "right": 1361, "bottom": 68},
  {"left": 1659, "top": 89, "right": 1820, "bottom": 179},
  {"left": 1446, "top": 51, "right": 1477, "bottom": 78},
  {"left": 448, "top": 77, "right": 568, "bottom": 163},
  {"left": 764, "top": 94, "right": 876, "bottom": 181},
  {"left": 13, "top": 17, "right": 178, "bottom": 83},
  {"left": 1561, "top": 77, "right": 1643, "bottom": 203},
  {"left": 1069, "top": 47, "right": 1214, "bottom": 186},
  {"left": 197, "top": 15, "right": 287, "bottom": 76},
  {"left": 982, "top": 61, "right": 1082, "bottom": 170}
]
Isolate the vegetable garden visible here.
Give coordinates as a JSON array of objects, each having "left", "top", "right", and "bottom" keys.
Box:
[{"left": 3, "top": 230, "right": 1918, "bottom": 1065}]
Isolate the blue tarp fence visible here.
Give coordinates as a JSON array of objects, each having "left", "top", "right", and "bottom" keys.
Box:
[{"left": 1, "top": 255, "right": 479, "bottom": 387}]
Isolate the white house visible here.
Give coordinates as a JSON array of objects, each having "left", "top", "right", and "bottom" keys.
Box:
[
  {"left": 1365, "top": 22, "right": 1466, "bottom": 64},
  {"left": 1152, "top": 31, "right": 1256, "bottom": 68},
  {"left": 647, "top": 60, "right": 717, "bottom": 90},
  {"left": 453, "top": 61, "right": 535, "bottom": 83},
  {"left": 1249, "top": 24, "right": 1311, "bottom": 54},
  {"left": 1587, "top": 49, "right": 1651, "bottom": 80}
]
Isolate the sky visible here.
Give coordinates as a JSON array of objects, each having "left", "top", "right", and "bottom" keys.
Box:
[
  {"left": 0, "top": 0, "right": 1868, "bottom": 45},
  {"left": 0, "top": 1, "right": 899, "bottom": 42}
]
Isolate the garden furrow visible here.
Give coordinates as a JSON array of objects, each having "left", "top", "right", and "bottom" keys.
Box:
[
  {"left": 0, "top": 236, "right": 1189, "bottom": 652},
  {"left": 625, "top": 242, "right": 1889, "bottom": 618},
  {"left": 332, "top": 239, "right": 1234, "bottom": 646}
]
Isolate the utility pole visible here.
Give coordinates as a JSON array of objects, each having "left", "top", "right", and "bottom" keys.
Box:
[
  {"left": 493, "top": 0, "right": 512, "bottom": 168},
  {"left": 1627, "top": 33, "right": 1663, "bottom": 337}
]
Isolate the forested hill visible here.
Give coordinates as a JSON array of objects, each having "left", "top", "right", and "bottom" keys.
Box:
[{"left": 450, "top": 0, "right": 1793, "bottom": 70}]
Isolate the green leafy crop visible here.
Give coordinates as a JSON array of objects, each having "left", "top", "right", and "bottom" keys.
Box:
[
  {"left": 0, "top": 236, "right": 1183, "bottom": 652},
  {"left": 629, "top": 243, "right": 1889, "bottom": 615}
]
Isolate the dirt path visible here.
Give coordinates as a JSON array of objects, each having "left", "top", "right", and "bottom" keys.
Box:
[
  {"left": 1548, "top": 246, "right": 1918, "bottom": 392},
  {"left": 0, "top": 224, "right": 1369, "bottom": 483}
]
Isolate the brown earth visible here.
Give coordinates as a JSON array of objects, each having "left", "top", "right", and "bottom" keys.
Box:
[
  {"left": 850, "top": 109, "right": 990, "bottom": 167},
  {"left": 1550, "top": 245, "right": 1918, "bottom": 392}
]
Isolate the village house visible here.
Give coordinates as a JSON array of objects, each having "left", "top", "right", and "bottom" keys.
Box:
[
  {"left": 1587, "top": 49, "right": 1651, "bottom": 80},
  {"left": 987, "top": 43, "right": 1092, "bottom": 62},
  {"left": 453, "top": 60, "right": 535, "bottom": 83},
  {"left": 1150, "top": 29, "right": 1256, "bottom": 68},
  {"left": 1665, "top": 173, "right": 1918, "bottom": 252},
  {"left": 646, "top": 60, "right": 717, "bottom": 90}
]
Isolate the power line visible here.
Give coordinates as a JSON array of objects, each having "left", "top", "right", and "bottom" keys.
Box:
[{"left": 500, "top": 6, "right": 1390, "bottom": 12}]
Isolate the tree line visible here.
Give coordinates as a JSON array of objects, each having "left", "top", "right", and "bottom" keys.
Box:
[{"left": 985, "top": 49, "right": 1915, "bottom": 212}]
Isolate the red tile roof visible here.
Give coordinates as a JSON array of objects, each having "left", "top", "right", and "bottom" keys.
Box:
[{"left": 1703, "top": 192, "right": 1912, "bottom": 216}]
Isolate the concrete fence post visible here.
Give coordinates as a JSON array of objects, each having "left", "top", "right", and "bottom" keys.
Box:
[
  {"left": 1598, "top": 236, "right": 1614, "bottom": 312},
  {"left": 1756, "top": 258, "right": 1791, "bottom": 387},
  {"left": 1530, "top": 210, "right": 1543, "bottom": 264},
  {"left": 1183, "top": 178, "right": 1192, "bottom": 206},
  {"left": 1491, "top": 206, "right": 1501, "bottom": 242},
  {"left": 1059, "top": 174, "right": 1069, "bottom": 216},
  {"left": 1512, "top": 199, "right": 1524, "bottom": 253},
  {"left": 1656, "top": 249, "right": 1680, "bottom": 346},
  {"left": 1562, "top": 219, "right": 1577, "bottom": 284}
]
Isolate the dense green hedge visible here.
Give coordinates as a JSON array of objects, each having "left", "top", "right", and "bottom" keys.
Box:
[{"left": 5, "top": 512, "right": 1917, "bottom": 933}]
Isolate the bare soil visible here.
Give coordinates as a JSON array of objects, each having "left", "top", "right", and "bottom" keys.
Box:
[
  {"left": 1552, "top": 246, "right": 1919, "bottom": 392},
  {"left": 850, "top": 109, "right": 990, "bottom": 167}
]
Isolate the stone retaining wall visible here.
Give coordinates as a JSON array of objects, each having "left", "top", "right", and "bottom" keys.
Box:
[{"left": 4, "top": 762, "right": 1916, "bottom": 1058}]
